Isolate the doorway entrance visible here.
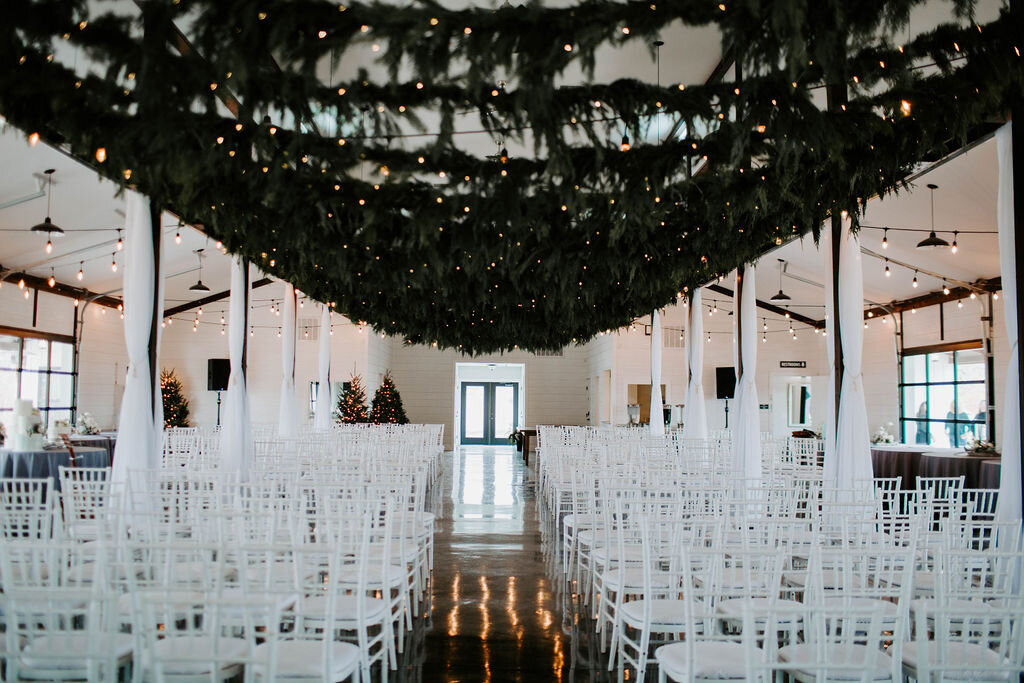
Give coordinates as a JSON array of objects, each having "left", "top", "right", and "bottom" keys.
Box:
[{"left": 460, "top": 382, "right": 519, "bottom": 445}]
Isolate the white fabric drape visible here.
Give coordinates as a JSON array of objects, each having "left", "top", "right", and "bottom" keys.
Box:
[
  {"left": 683, "top": 290, "right": 708, "bottom": 439},
  {"left": 832, "top": 218, "right": 873, "bottom": 491},
  {"left": 822, "top": 225, "right": 839, "bottom": 486},
  {"left": 650, "top": 309, "right": 665, "bottom": 436},
  {"left": 996, "top": 123, "right": 1021, "bottom": 523},
  {"left": 112, "top": 192, "right": 162, "bottom": 498},
  {"left": 731, "top": 266, "right": 761, "bottom": 479},
  {"left": 278, "top": 283, "right": 300, "bottom": 437},
  {"left": 313, "top": 304, "right": 332, "bottom": 429},
  {"left": 221, "top": 257, "right": 253, "bottom": 482}
]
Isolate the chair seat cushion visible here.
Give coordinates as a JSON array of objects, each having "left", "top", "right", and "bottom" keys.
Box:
[
  {"left": 601, "top": 568, "right": 673, "bottom": 593},
  {"left": 297, "top": 595, "right": 388, "bottom": 623},
  {"left": 655, "top": 641, "right": 747, "bottom": 679},
  {"left": 716, "top": 598, "right": 803, "bottom": 621},
  {"left": 778, "top": 643, "right": 893, "bottom": 680},
  {"left": 149, "top": 636, "right": 248, "bottom": 675},
  {"left": 901, "top": 641, "right": 1011, "bottom": 679},
  {"left": 20, "top": 633, "right": 132, "bottom": 670},
  {"left": 620, "top": 599, "right": 715, "bottom": 629},
  {"left": 253, "top": 639, "right": 360, "bottom": 678},
  {"left": 563, "top": 514, "right": 599, "bottom": 531}
]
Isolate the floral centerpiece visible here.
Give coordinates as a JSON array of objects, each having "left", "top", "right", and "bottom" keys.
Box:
[
  {"left": 0, "top": 421, "right": 6, "bottom": 447},
  {"left": 966, "top": 439, "right": 997, "bottom": 457},
  {"left": 871, "top": 423, "right": 896, "bottom": 444},
  {"left": 76, "top": 412, "right": 101, "bottom": 435}
]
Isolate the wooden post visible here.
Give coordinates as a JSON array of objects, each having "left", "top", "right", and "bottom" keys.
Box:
[
  {"left": 147, "top": 200, "right": 162, "bottom": 424},
  {"left": 826, "top": 76, "right": 848, "bottom": 426}
]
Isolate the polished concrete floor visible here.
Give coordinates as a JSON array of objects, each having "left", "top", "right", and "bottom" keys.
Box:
[{"left": 396, "top": 446, "right": 614, "bottom": 683}]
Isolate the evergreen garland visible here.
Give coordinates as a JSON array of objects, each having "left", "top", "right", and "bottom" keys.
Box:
[
  {"left": 160, "top": 369, "right": 190, "bottom": 428},
  {"left": 336, "top": 374, "right": 370, "bottom": 423},
  {"left": 369, "top": 372, "right": 409, "bottom": 425},
  {"left": 0, "top": 0, "right": 1019, "bottom": 353}
]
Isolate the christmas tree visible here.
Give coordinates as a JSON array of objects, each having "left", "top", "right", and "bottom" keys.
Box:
[
  {"left": 370, "top": 371, "right": 409, "bottom": 424},
  {"left": 336, "top": 374, "right": 370, "bottom": 423},
  {"left": 160, "top": 369, "right": 190, "bottom": 428}
]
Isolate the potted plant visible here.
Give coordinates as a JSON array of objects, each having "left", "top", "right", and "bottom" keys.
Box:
[{"left": 508, "top": 429, "right": 524, "bottom": 452}]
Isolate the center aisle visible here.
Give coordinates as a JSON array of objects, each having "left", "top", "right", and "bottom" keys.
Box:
[{"left": 400, "top": 446, "right": 611, "bottom": 683}]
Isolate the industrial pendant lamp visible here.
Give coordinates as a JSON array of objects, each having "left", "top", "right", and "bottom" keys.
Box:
[
  {"left": 769, "top": 258, "right": 791, "bottom": 302},
  {"left": 916, "top": 183, "right": 950, "bottom": 248},
  {"left": 30, "top": 169, "right": 64, "bottom": 253},
  {"left": 188, "top": 248, "right": 211, "bottom": 292}
]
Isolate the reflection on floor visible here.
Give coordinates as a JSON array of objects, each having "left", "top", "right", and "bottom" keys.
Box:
[{"left": 395, "top": 446, "right": 613, "bottom": 683}]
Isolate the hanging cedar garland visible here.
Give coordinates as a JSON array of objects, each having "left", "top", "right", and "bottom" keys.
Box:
[{"left": 0, "top": 0, "right": 1019, "bottom": 353}]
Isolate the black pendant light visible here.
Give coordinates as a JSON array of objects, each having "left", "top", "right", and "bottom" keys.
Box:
[
  {"left": 769, "top": 258, "right": 791, "bottom": 302},
  {"left": 30, "top": 169, "right": 64, "bottom": 251},
  {"left": 189, "top": 248, "right": 211, "bottom": 292},
  {"left": 916, "top": 183, "right": 951, "bottom": 248}
]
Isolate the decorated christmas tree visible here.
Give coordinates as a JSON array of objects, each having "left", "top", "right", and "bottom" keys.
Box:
[
  {"left": 370, "top": 371, "right": 409, "bottom": 424},
  {"left": 336, "top": 374, "right": 370, "bottom": 423},
  {"left": 160, "top": 369, "right": 190, "bottom": 428}
]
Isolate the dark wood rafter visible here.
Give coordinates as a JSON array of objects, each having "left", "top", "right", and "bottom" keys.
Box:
[
  {"left": 162, "top": 278, "right": 273, "bottom": 318},
  {"left": 0, "top": 324, "right": 74, "bottom": 345},
  {"left": 862, "top": 278, "right": 1001, "bottom": 319},
  {"left": 0, "top": 267, "right": 123, "bottom": 309},
  {"left": 705, "top": 283, "right": 825, "bottom": 329}
]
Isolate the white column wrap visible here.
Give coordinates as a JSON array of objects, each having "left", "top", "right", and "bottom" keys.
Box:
[
  {"left": 650, "top": 309, "right": 665, "bottom": 436},
  {"left": 731, "top": 266, "right": 761, "bottom": 479},
  {"left": 683, "top": 290, "right": 708, "bottom": 439},
  {"left": 278, "top": 284, "right": 300, "bottom": 437},
  {"left": 822, "top": 225, "right": 838, "bottom": 486},
  {"left": 996, "top": 123, "right": 1021, "bottom": 522},
  {"left": 313, "top": 304, "right": 332, "bottom": 429},
  {"left": 112, "top": 191, "right": 162, "bottom": 496},
  {"left": 221, "top": 257, "right": 253, "bottom": 481},
  {"left": 832, "top": 218, "right": 873, "bottom": 491}
]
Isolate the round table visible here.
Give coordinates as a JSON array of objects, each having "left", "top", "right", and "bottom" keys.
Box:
[
  {"left": 69, "top": 434, "right": 117, "bottom": 462},
  {"left": 979, "top": 459, "right": 1002, "bottom": 490},
  {"left": 0, "top": 447, "right": 109, "bottom": 491},
  {"left": 919, "top": 451, "right": 1000, "bottom": 490}
]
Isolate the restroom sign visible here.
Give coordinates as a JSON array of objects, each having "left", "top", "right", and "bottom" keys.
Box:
[{"left": 779, "top": 361, "right": 806, "bottom": 368}]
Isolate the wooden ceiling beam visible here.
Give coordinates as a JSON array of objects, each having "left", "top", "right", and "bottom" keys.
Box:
[
  {"left": 863, "top": 277, "right": 1001, "bottom": 319},
  {"left": 0, "top": 266, "right": 123, "bottom": 309},
  {"left": 705, "top": 283, "right": 825, "bottom": 328},
  {"left": 162, "top": 278, "right": 273, "bottom": 318}
]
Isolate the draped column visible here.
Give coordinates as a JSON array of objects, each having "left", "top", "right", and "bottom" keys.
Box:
[
  {"left": 221, "top": 257, "right": 253, "bottom": 482},
  {"left": 650, "top": 309, "right": 665, "bottom": 436},
  {"left": 731, "top": 265, "right": 761, "bottom": 479},
  {"left": 832, "top": 218, "right": 873, "bottom": 491},
  {"left": 822, "top": 225, "right": 839, "bottom": 486},
  {"left": 112, "top": 191, "right": 162, "bottom": 501},
  {"left": 278, "top": 283, "right": 300, "bottom": 437},
  {"left": 313, "top": 304, "right": 332, "bottom": 429},
  {"left": 683, "top": 290, "right": 708, "bottom": 439},
  {"left": 996, "top": 122, "right": 1021, "bottom": 522}
]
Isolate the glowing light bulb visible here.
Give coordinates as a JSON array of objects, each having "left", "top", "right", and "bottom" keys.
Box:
[
  {"left": 111, "top": 254, "right": 117, "bottom": 272},
  {"left": 951, "top": 231, "right": 958, "bottom": 254},
  {"left": 48, "top": 272, "right": 55, "bottom": 287},
  {"left": 77, "top": 263, "right": 84, "bottom": 280},
  {"left": 45, "top": 239, "right": 53, "bottom": 254},
  {"left": 115, "top": 231, "right": 123, "bottom": 250},
  {"left": 912, "top": 272, "right": 918, "bottom": 288},
  {"left": 175, "top": 231, "right": 181, "bottom": 245},
  {"left": 881, "top": 229, "right": 888, "bottom": 249}
]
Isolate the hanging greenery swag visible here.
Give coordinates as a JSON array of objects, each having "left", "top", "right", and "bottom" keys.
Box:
[{"left": 0, "top": 0, "right": 1020, "bottom": 354}]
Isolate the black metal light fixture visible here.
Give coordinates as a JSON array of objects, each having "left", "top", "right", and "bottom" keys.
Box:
[
  {"left": 188, "top": 248, "right": 211, "bottom": 292},
  {"left": 30, "top": 169, "right": 63, "bottom": 253},
  {"left": 916, "top": 183, "right": 951, "bottom": 248},
  {"left": 769, "top": 258, "right": 791, "bottom": 302}
]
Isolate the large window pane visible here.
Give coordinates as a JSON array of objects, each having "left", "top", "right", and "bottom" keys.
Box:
[
  {"left": 19, "top": 370, "right": 46, "bottom": 406},
  {"left": 929, "top": 385, "right": 955, "bottom": 422},
  {"left": 21, "top": 339, "right": 49, "bottom": 372},
  {"left": 49, "top": 374, "right": 73, "bottom": 409},
  {"left": 50, "top": 342, "right": 74, "bottom": 372},
  {"left": 45, "top": 409, "right": 72, "bottom": 429},
  {"left": 0, "top": 336, "right": 20, "bottom": 370},
  {"left": 903, "top": 354, "right": 927, "bottom": 384},
  {"left": 0, "top": 369, "right": 17, "bottom": 411},
  {"left": 927, "top": 351, "right": 955, "bottom": 383}
]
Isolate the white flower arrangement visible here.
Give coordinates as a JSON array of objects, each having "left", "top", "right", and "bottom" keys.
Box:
[
  {"left": 871, "top": 422, "right": 896, "bottom": 444},
  {"left": 76, "top": 412, "right": 100, "bottom": 435}
]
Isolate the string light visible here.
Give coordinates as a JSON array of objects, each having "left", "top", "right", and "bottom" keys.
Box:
[
  {"left": 47, "top": 269, "right": 55, "bottom": 287},
  {"left": 943, "top": 282, "right": 950, "bottom": 295},
  {"left": 115, "top": 229, "right": 123, "bottom": 251},
  {"left": 110, "top": 252, "right": 117, "bottom": 272},
  {"left": 24, "top": 289, "right": 29, "bottom": 300},
  {"left": 951, "top": 231, "right": 958, "bottom": 254},
  {"left": 994, "top": 293, "right": 1000, "bottom": 301},
  {"left": 277, "top": 328, "right": 281, "bottom": 338},
  {"left": 957, "top": 299, "right": 963, "bottom": 308},
  {"left": 197, "top": 307, "right": 203, "bottom": 316},
  {"left": 884, "top": 259, "right": 891, "bottom": 277},
  {"left": 77, "top": 262, "right": 84, "bottom": 281},
  {"left": 881, "top": 228, "right": 888, "bottom": 249},
  {"left": 706, "top": 331, "right": 712, "bottom": 343},
  {"left": 620, "top": 134, "right": 630, "bottom": 152},
  {"left": 45, "top": 239, "right": 53, "bottom": 254},
  {"left": 175, "top": 228, "right": 182, "bottom": 245},
  {"left": 18, "top": 279, "right": 24, "bottom": 289},
  {"left": 969, "top": 291, "right": 977, "bottom": 300},
  {"left": 912, "top": 271, "right": 918, "bottom": 288}
]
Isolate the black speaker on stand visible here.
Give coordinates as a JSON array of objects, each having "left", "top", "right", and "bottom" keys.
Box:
[
  {"left": 207, "top": 359, "right": 230, "bottom": 427},
  {"left": 715, "top": 367, "right": 736, "bottom": 428}
]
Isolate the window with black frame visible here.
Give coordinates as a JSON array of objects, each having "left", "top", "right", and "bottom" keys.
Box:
[
  {"left": 0, "top": 332, "right": 76, "bottom": 438},
  {"left": 900, "top": 343, "right": 987, "bottom": 448}
]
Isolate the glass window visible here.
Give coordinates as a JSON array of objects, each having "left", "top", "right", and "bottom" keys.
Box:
[
  {"left": 0, "top": 333, "right": 77, "bottom": 433},
  {"left": 899, "top": 343, "right": 986, "bottom": 448}
]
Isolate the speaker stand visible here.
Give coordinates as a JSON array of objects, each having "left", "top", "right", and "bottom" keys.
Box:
[
  {"left": 216, "top": 391, "right": 222, "bottom": 427},
  {"left": 723, "top": 397, "right": 729, "bottom": 429}
]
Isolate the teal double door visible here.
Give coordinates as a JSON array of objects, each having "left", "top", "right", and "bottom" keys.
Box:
[{"left": 460, "top": 382, "right": 519, "bottom": 445}]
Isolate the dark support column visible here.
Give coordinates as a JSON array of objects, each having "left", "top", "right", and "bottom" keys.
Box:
[
  {"left": 240, "top": 261, "right": 250, "bottom": 377},
  {"left": 827, "top": 80, "right": 847, "bottom": 427},
  {"left": 147, "top": 200, "right": 162, "bottom": 424},
  {"left": 1012, "top": 0, "right": 1024, "bottom": 514},
  {"left": 736, "top": 266, "right": 745, "bottom": 379}
]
